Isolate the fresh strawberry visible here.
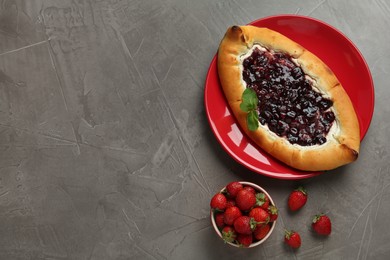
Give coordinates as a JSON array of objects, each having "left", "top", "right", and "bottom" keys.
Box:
[
  {"left": 253, "top": 223, "right": 271, "bottom": 240},
  {"left": 223, "top": 206, "right": 242, "bottom": 225},
  {"left": 226, "top": 198, "right": 236, "bottom": 208},
  {"left": 237, "top": 234, "right": 253, "bottom": 247},
  {"left": 221, "top": 226, "right": 237, "bottom": 243},
  {"left": 236, "top": 189, "right": 256, "bottom": 211},
  {"left": 268, "top": 205, "right": 279, "bottom": 222},
  {"left": 284, "top": 230, "right": 301, "bottom": 249},
  {"left": 215, "top": 213, "right": 225, "bottom": 229},
  {"left": 226, "top": 181, "right": 243, "bottom": 198},
  {"left": 249, "top": 207, "right": 270, "bottom": 225},
  {"left": 255, "top": 192, "right": 270, "bottom": 209},
  {"left": 288, "top": 186, "right": 307, "bottom": 211},
  {"left": 312, "top": 214, "right": 332, "bottom": 236},
  {"left": 243, "top": 186, "right": 255, "bottom": 194},
  {"left": 210, "top": 193, "right": 227, "bottom": 211},
  {"left": 233, "top": 216, "right": 257, "bottom": 235}
]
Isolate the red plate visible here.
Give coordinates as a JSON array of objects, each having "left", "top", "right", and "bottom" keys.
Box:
[{"left": 204, "top": 15, "right": 374, "bottom": 179}]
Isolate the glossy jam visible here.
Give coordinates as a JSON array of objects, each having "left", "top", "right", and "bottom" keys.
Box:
[{"left": 242, "top": 47, "right": 335, "bottom": 146}]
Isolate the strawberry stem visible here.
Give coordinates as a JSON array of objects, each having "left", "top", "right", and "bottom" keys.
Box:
[
  {"left": 284, "top": 229, "right": 292, "bottom": 239},
  {"left": 312, "top": 213, "right": 324, "bottom": 223},
  {"left": 296, "top": 186, "right": 307, "bottom": 195}
]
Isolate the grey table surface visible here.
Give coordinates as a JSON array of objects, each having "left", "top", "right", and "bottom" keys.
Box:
[{"left": 0, "top": 0, "right": 388, "bottom": 259}]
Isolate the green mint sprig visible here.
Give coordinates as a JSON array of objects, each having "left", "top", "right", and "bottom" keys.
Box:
[{"left": 240, "top": 88, "right": 259, "bottom": 131}]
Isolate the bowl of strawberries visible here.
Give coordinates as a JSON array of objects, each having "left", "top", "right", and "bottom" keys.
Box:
[{"left": 210, "top": 181, "right": 278, "bottom": 248}]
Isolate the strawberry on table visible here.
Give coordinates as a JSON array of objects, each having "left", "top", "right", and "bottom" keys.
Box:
[
  {"left": 233, "top": 216, "right": 257, "bottom": 235},
  {"left": 312, "top": 214, "right": 332, "bottom": 236},
  {"left": 210, "top": 193, "right": 227, "bottom": 211},
  {"left": 221, "top": 226, "right": 237, "bottom": 243},
  {"left": 226, "top": 181, "right": 243, "bottom": 198},
  {"left": 223, "top": 206, "right": 242, "bottom": 225},
  {"left": 288, "top": 186, "right": 307, "bottom": 211},
  {"left": 254, "top": 223, "right": 271, "bottom": 240},
  {"left": 236, "top": 189, "right": 257, "bottom": 211},
  {"left": 237, "top": 234, "right": 253, "bottom": 247},
  {"left": 284, "top": 229, "right": 301, "bottom": 249}
]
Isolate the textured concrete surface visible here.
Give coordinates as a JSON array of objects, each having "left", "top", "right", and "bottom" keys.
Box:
[{"left": 0, "top": 0, "right": 388, "bottom": 259}]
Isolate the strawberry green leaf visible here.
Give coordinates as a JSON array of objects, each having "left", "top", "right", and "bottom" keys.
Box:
[
  {"left": 284, "top": 229, "right": 294, "bottom": 239},
  {"left": 268, "top": 205, "right": 278, "bottom": 214},
  {"left": 247, "top": 111, "right": 259, "bottom": 131},
  {"left": 222, "top": 230, "right": 236, "bottom": 243},
  {"left": 255, "top": 192, "right": 266, "bottom": 206},
  {"left": 312, "top": 214, "right": 324, "bottom": 223},
  {"left": 248, "top": 217, "right": 258, "bottom": 231},
  {"left": 295, "top": 186, "right": 307, "bottom": 195}
]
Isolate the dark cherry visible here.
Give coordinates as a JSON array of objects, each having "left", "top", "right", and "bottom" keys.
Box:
[{"left": 242, "top": 47, "right": 335, "bottom": 146}]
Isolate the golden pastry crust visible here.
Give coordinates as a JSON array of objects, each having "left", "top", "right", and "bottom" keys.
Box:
[{"left": 217, "top": 25, "right": 360, "bottom": 171}]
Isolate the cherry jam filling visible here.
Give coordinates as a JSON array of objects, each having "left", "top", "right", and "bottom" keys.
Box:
[{"left": 242, "top": 47, "right": 335, "bottom": 146}]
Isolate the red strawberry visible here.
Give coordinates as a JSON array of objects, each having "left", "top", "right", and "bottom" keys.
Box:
[
  {"left": 253, "top": 223, "right": 271, "bottom": 240},
  {"left": 210, "top": 193, "right": 227, "bottom": 211},
  {"left": 249, "top": 207, "right": 270, "bottom": 225},
  {"left": 268, "top": 205, "right": 278, "bottom": 222},
  {"left": 237, "top": 234, "right": 253, "bottom": 247},
  {"left": 243, "top": 186, "right": 255, "bottom": 194},
  {"left": 215, "top": 213, "right": 225, "bottom": 229},
  {"left": 226, "top": 198, "right": 236, "bottom": 208},
  {"left": 312, "top": 214, "right": 332, "bottom": 236},
  {"left": 288, "top": 186, "right": 307, "bottom": 211},
  {"left": 236, "top": 189, "right": 256, "bottom": 211},
  {"left": 233, "top": 216, "right": 257, "bottom": 235},
  {"left": 223, "top": 206, "right": 242, "bottom": 225},
  {"left": 284, "top": 230, "right": 301, "bottom": 249},
  {"left": 221, "top": 226, "right": 237, "bottom": 243},
  {"left": 255, "top": 192, "right": 270, "bottom": 209},
  {"left": 226, "top": 181, "right": 243, "bottom": 198}
]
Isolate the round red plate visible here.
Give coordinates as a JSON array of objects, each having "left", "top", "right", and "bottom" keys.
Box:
[{"left": 204, "top": 15, "right": 374, "bottom": 179}]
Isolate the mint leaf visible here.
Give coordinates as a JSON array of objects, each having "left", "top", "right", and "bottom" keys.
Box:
[
  {"left": 240, "top": 88, "right": 259, "bottom": 131},
  {"left": 240, "top": 100, "right": 254, "bottom": 112},
  {"left": 241, "top": 88, "right": 258, "bottom": 111},
  {"left": 247, "top": 110, "right": 259, "bottom": 131}
]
